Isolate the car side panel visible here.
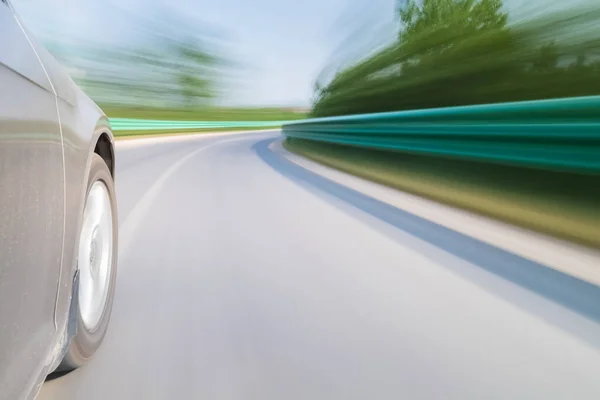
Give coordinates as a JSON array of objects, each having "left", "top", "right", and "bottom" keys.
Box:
[
  {"left": 0, "top": 5, "right": 65, "bottom": 400},
  {"left": 11, "top": 6, "right": 116, "bottom": 371},
  {"left": 53, "top": 91, "right": 113, "bottom": 341}
]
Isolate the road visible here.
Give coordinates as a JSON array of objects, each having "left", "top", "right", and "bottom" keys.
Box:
[{"left": 40, "top": 131, "right": 600, "bottom": 399}]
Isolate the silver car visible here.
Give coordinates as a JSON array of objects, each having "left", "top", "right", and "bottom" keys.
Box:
[{"left": 0, "top": 1, "right": 118, "bottom": 399}]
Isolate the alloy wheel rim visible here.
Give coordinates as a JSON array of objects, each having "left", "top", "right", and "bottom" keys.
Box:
[{"left": 78, "top": 180, "right": 113, "bottom": 331}]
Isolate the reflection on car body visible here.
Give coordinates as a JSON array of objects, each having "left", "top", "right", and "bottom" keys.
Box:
[{"left": 0, "top": 1, "right": 118, "bottom": 399}]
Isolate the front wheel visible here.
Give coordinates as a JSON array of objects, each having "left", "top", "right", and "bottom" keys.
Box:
[{"left": 59, "top": 153, "right": 118, "bottom": 371}]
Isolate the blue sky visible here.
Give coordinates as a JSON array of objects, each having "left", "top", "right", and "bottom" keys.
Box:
[
  {"left": 13, "top": 0, "right": 397, "bottom": 107},
  {"left": 15, "top": 0, "right": 584, "bottom": 107}
]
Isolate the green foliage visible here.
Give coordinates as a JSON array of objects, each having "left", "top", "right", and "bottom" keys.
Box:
[
  {"left": 313, "top": 1, "right": 600, "bottom": 117},
  {"left": 285, "top": 137, "right": 600, "bottom": 248},
  {"left": 101, "top": 106, "right": 307, "bottom": 122},
  {"left": 105, "top": 105, "right": 305, "bottom": 136},
  {"left": 47, "top": 10, "right": 223, "bottom": 108},
  {"left": 94, "top": 37, "right": 218, "bottom": 107}
]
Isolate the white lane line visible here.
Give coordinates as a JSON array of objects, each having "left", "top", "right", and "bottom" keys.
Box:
[
  {"left": 118, "top": 136, "right": 250, "bottom": 256},
  {"left": 115, "top": 129, "right": 279, "bottom": 150}
]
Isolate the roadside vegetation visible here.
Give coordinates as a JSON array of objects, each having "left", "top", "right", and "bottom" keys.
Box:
[
  {"left": 285, "top": 0, "right": 600, "bottom": 248},
  {"left": 102, "top": 106, "right": 306, "bottom": 122},
  {"left": 104, "top": 106, "right": 305, "bottom": 137},
  {"left": 43, "top": 7, "right": 307, "bottom": 137},
  {"left": 105, "top": 106, "right": 305, "bottom": 137},
  {"left": 312, "top": 0, "right": 600, "bottom": 117},
  {"left": 285, "top": 138, "right": 600, "bottom": 249}
]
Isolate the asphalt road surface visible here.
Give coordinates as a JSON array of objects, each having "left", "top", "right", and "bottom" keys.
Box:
[{"left": 40, "top": 131, "right": 600, "bottom": 400}]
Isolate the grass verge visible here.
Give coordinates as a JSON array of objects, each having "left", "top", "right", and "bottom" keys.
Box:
[
  {"left": 284, "top": 138, "right": 600, "bottom": 249},
  {"left": 102, "top": 105, "right": 306, "bottom": 122}
]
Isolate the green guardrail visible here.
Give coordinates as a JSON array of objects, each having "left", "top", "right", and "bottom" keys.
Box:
[
  {"left": 109, "top": 118, "right": 286, "bottom": 131},
  {"left": 282, "top": 96, "right": 600, "bottom": 174}
]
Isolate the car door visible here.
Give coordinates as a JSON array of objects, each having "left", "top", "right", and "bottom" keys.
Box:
[{"left": 0, "top": 1, "right": 66, "bottom": 398}]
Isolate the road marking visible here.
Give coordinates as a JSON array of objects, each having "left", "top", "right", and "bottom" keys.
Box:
[
  {"left": 118, "top": 136, "right": 250, "bottom": 256},
  {"left": 115, "top": 129, "right": 279, "bottom": 149}
]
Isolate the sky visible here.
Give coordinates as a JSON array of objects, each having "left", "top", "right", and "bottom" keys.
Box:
[
  {"left": 13, "top": 0, "right": 591, "bottom": 107},
  {"left": 11, "top": 0, "right": 397, "bottom": 107}
]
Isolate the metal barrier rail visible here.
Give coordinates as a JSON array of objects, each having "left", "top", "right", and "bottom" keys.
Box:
[
  {"left": 282, "top": 96, "right": 600, "bottom": 173},
  {"left": 110, "top": 118, "right": 285, "bottom": 131}
]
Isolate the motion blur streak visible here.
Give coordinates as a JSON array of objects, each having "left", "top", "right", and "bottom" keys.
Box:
[
  {"left": 118, "top": 135, "right": 252, "bottom": 255},
  {"left": 8, "top": 0, "right": 600, "bottom": 397},
  {"left": 314, "top": 0, "right": 600, "bottom": 117},
  {"left": 39, "top": 132, "right": 600, "bottom": 400},
  {"left": 109, "top": 119, "right": 285, "bottom": 131}
]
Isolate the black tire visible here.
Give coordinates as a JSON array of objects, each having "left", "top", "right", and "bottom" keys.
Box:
[{"left": 58, "top": 153, "right": 118, "bottom": 371}]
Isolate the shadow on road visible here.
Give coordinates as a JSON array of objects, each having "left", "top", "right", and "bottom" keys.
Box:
[{"left": 254, "top": 138, "right": 600, "bottom": 349}]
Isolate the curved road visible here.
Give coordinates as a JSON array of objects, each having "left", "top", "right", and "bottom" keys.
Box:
[{"left": 40, "top": 131, "right": 600, "bottom": 399}]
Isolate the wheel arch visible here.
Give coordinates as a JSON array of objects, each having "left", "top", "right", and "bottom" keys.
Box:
[
  {"left": 89, "top": 114, "right": 115, "bottom": 176},
  {"left": 94, "top": 132, "right": 115, "bottom": 177},
  {"left": 48, "top": 113, "right": 116, "bottom": 373}
]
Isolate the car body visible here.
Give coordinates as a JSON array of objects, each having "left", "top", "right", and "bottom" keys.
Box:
[{"left": 0, "top": 2, "right": 118, "bottom": 399}]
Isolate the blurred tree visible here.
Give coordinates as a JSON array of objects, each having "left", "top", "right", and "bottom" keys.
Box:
[
  {"left": 313, "top": 0, "right": 514, "bottom": 116},
  {"left": 531, "top": 43, "right": 559, "bottom": 72},
  {"left": 398, "top": 0, "right": 506, "bottom": 40},
  {"left": 39, "top": 7, "right": 224, "bottom": 109},
  {"left": 176, "top": 39, "right": 218, "bottom": 107},
  {"left": 312, "top": 1, "right": 600, "bottom": 117}
]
